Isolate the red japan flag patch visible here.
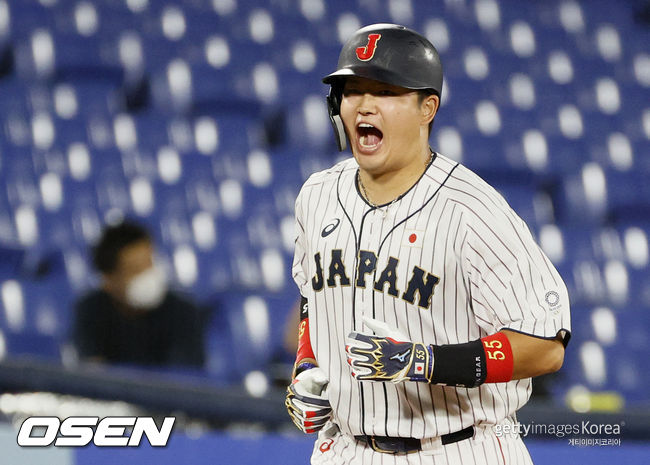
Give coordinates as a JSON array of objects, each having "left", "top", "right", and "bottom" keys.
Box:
[
  {"left": 415, "top": 362, "right": 425, "bottom": 374},
  {"left": 402, "top": 230, "right": 424, "bottom": 248}
]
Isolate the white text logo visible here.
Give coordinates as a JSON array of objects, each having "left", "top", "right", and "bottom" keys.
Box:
[{"left": 17, "top": 416, "right": 176, "bottom": 447}]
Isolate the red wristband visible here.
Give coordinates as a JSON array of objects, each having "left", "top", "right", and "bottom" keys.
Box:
[
  {"left": 481, "top": 332, "right": 514, "bottom": 383},
  {"left": 296, "top": 317, "right": 315, "bottom": 364}
]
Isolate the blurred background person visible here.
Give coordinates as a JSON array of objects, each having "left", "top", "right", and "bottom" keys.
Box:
[{"left": 72, "top": 220, "right": 206, "bottom": 368}]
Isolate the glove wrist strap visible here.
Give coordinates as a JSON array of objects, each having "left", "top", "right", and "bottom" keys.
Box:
[
  {"left": 406, "top": 343, "right": 434, "bottom": 382},
  {"left": 294, "top": 362, "right": 317, "bottom": 377}
]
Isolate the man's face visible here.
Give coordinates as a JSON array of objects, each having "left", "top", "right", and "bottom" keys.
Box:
[
  {"left": 104, "top": 239, "right": 154, "bottom": 302},
  {"left": 340, "top": 76, "right": 435, "bottom": 176}
]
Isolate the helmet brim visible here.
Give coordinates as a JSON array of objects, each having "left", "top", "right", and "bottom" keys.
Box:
[{"left": 322, "top": 65, "right": 436, "bottom": 92}]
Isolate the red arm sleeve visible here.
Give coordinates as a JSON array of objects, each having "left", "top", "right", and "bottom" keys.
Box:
[{"left": 296, "top": 296, "right": 315, "bottom": 364}]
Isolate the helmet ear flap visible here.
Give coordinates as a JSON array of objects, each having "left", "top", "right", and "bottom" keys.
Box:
[{"left": 326, "top": 85, "right": 347, "bottom": 152}]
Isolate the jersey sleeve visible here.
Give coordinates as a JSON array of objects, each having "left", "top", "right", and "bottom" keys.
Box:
[
  {"left": 460, "top": 199, "right": 571, "bottom": 347},
  {"left": 291, "top": 188, "right": 310, "bottom": 297}
]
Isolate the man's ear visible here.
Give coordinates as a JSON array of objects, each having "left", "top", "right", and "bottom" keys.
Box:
[{"left": 421, "top": 94, "right": 439, "bottom": 126}]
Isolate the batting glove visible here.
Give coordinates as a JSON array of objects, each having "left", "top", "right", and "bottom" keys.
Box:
[
  {"left": 285, "top": 367, "right": 332, "bottom": 434},
  {"left": 346, "top": 317, "right": 434, "bottom": 383}
]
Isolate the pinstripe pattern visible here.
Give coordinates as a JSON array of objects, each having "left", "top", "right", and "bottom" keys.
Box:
[
  {"left": 310, "top": 422, "right": 535, "bottom": 464},
  {"left": 293, "top": 153, "right": 570, "bottom": 464}
]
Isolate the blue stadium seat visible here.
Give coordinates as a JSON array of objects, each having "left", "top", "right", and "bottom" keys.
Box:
[
  {"left": 496, "top": 184, "right": 548, "bottom": 229},
  {"left": 3, "top": 160, "right": 40, "bottom": 210},
  {"left": 283, "top": 93, "right": 334, "bottom": 151},
  {"left": 0, "top": 277, "right": 74, "bottom": 361},
  {"left": 627, "top": 266, "right": 650, "bottom": 310},
  {"left": 124, "top": 112, "right": 173, "bottom": 151},
  {"left": 460, "top": 134, "right": 520, "bottom": 184},
  {"left": 0, "top": 244, "right": 26, "bottom": 280},
  {"left": 182, "top": 165, "right": 221, "bottom": 213},
  {"left": 562, "top": 225, "right": 622, "bottom": 265},
  {"left": 268, "top": 148, "right": 308, "bottom": 191},
  {"left": 554, "top": 259, "right": 602, "bottom": 307},
  {"left": 19, "top": 30, "right": 124, "bottom": 85},
  {"left": 228, "top": 242, "right": 265, "bottom": 290},
  {"left": 209, "top": 291, "right": 274, "bottom": 379},
  {"left": 579, "top": 0, "right": 641, "bottom": 34},
  {"left": 542, "top": 135, "right": 588, "bottom": 178},
  {"left": 277, "top": 68, "right": 328, "bottom": 105},
  {"left": 605, "top": 308, "right": 650, "bottom": 398},
  {"left": 0, "top": 185, "right": 19, "bottom": 245},
  {"left": 94, "top": 169, "right": 131, "bottom": 213},
  {"left": 192, "top": 245, "right": 233, "bottom": 296},
  {"left": 0, "top": 0, "right": 649, "bottom": 402},
  {"left": 554, "top": 163, "right": 607, "bottom": 226},
  {"left": 85, "top": 1, "right": 143, "bottom": 37},
  {"left": 560, "top": 305, "right": 649, "bottom": 401},
  {"left": 2, "top": 330, "right": 62, "bottom": 361},
  {"left": 203, "top": 308, "right": 239, "bottom": 381},
  {"left": 207, "top": 149, "right": 255, "bottom": 186},
  {"left": 0, "top": 77, "right": 35, "bottom": 117},
  {"left": 60, "top": 81, "right": 124, "bottom": 117},
  {"left": 444, "top": 76, "right": 493, "bottom": 114},
  {"left": 7, "top": 2, "right": 54, "bottom": 40},
  {"left": 604, "top": 168, "right": 650, "bottom": 223},
  {"left": 149, "top": 60, "right": 264, "bottom": 115},
  {"left": 50, "top": 115, "right": 92, "bottom": 148}
]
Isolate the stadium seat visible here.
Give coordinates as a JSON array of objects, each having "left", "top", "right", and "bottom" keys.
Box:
[
  {"left": 554, "top": 162, "right": 608, "bottom": 226},
  {"left": 283, "top": 93, "right": 335, "bottom": 151},
  {"left": 604, "top": 168, "right": 650, "bottom": 223},
  {"left": 0, "top": 0, "right": 649, "bottom": 406},
  {"left": 559, "top": 304, "right": 650, "bottom": 401},
  {"left": 182, "top": 167, "right": 221, "bottom": 214},
  {"left": 7, "top": 1, "right": 54, "bottom": 41},
  {"left": 460, "top": 133, "right": 528, "bottom": 185},
  {"left": 1, "top": 330, "right": 62, "bottom": 361},
  {"left": 496, "top": 184, "right": 551, "bottom": 229},
  {"left": 0, "top": 276, "right": 74, "bottom": 361},
  {"left": 603, "top": 308, "right": 650, "bottom": 399},
  {"left": 211, "top": 291, "right": 274, "bottom": 378}
]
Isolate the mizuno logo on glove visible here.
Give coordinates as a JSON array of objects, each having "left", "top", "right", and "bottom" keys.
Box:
[{"left": 345, "top": 317, "right": 434, "bottom": 384}]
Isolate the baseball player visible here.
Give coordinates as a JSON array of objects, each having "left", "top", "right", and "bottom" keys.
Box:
[{"left": 285, "top": 24, "right": 571, "bottom": 464}]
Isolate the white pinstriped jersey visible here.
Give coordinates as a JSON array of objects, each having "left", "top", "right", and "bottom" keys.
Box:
[{"left": 292, "top": 153, "right": 571, "bottom": 440}]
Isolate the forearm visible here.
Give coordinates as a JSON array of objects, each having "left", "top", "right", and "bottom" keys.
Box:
[
  {"left": 293, "top": 296, "right": 317, "bottom": 378},
  {"left": 346, "top": 318, "right": 566, "bottom": 387},
  {"left": 503, "top": 329, "right": 565, "bottom": 379},
  {"left": 430, "top": 330, "right": 565, "bottom": 385}
]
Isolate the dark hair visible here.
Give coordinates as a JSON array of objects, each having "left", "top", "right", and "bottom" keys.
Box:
[{"left": 92, "top": 220, "right": 151, "bottom": 274}]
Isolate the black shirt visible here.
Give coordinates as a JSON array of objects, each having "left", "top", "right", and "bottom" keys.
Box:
[{"left": 73, "top": 289, "right": 205, "bottom": 368}]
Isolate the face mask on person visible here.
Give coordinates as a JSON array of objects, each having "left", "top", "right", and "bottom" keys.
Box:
[{"left": 125, "top": 266, "right": 168, "bottom": 310}]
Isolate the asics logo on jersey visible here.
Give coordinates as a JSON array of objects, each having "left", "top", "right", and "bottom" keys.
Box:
[
  {"left": 390, "top": 348, "right": 411, "bottom": 364},
  {"left": 321, "top": 218, "right": 341, "bottom": 237},
  {"left": 311, "top": 249, "right": 440, "bottom": 309}
]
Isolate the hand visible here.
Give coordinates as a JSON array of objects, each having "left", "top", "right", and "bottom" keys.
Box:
[
  {"left": 345, "top": 317, "right": 434, "bottom": 383},
  {"left": 285, "top": 367, "right": 332, "bottom": 434}
]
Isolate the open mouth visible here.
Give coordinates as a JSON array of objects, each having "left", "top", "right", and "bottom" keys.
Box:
[{"left": 357, "top": 123, "right": 383, "bottom": 151}]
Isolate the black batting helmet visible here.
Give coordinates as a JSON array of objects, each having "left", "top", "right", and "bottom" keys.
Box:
[{"left": 322, "top": 23, "right": 443, "bottom": 151}]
